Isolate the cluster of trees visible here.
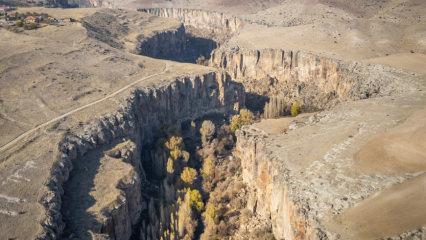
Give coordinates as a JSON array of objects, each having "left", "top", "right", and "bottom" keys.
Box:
[
  {"left": 230, "top": 109, "right": 254, "bottom": 132},
  {"left": 156, "top": 109, "right": 259, "bottom": 240},
  {"left": 263, "top": 97, "right": 301, "bottom": 119},
  {"left": 161, "top": 135, "right": 204, "bottom": 240}
]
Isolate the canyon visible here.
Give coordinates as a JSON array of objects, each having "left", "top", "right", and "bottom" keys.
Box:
[{"left": 0, "top": 1, "right": 426, "bottom": 240}]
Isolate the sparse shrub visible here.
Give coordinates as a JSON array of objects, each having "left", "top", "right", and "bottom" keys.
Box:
[
  {"left": 181, "top": 167, "right": 197, "bottom": 186},
  {"left": 230, "top": 108, "right": 254, "bottom": 132},
  {"left": 290, "top": 100, "right": 300, "bottom": 117},
  {"left": 200, "top": 120, "right": 216, "bottom": 144},
  {"left": 15, "top": 20, "right": 23, "bottom": 27},
  {"left": 23, "top": 22, "right": 37, "bottom": 30},
  {"left": 240, "top": 208, "right": 253, "bottom": 224}
]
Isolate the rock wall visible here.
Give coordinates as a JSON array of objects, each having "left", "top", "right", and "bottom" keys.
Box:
[
  {"left": 63, "top": 0, "right": 113, "bottom": 7},
  {"left": 38, "top": 71, "right": 244, "bottom": 239},
  {"left": 139, "top": 8, "right": 244, "bottom": 41},
  {"left": 235, "top": 128, "right": 322, "bottom": 240},
  {"left": 210, "top": 48, "right": 403, "bottom": 112},
  {"left": 136, "top": 24, "right": 217, "bottom": 63},
  {"left": 136, "top": 25, "right": 188, "bottom": 61}
]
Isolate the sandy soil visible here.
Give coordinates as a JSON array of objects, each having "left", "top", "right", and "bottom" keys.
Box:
[
  {"left": 325, "top": 173, "right": 426, "bottom": 240},
  {"left": 365, "top": 53, "right": 426, "bottom": 74},
  {"left": 355, "top": 108, "right": 426, "bottom": 175}
]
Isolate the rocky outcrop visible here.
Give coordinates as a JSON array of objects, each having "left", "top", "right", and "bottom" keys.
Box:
[
  {"left": 38, "top": 72, "right": 244, "bottom": 239},
  {"left": 136, "top": 25, "right": 187, "bottom": 61},
  {"left": 139, "top": 8, "right": 244, "bottom": 42},
  {"left": 61, "top": 140, "right": 143, "bottom": 240},
  {"left": 210, "top": 48, "right": 405, "bottom": 112},
  {"left": 235, "top": 128, "right": 322, "bottom": 240},
  {"left": 64, "top": 0, "right": 113, "bottom": 7}
]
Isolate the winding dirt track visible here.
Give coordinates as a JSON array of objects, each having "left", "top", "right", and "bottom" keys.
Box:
[{"left": 0, "top": 63, "right": 169, "bottom": 153}]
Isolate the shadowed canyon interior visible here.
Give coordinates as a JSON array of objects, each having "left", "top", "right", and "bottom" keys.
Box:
[
  {"left": 55, "top": 8, "right": 415, "bottom": 240},
  {"left": 0, "top": 2, "right": 425, "bottom": 240}
]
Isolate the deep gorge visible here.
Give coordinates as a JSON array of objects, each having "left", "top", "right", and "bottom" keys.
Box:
[{"left": 50, "top": 8, "right": 408, "bottom": 240}]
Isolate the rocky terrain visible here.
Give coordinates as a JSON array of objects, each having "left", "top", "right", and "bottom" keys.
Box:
[{"left": 0, "top": 1, "right": 425, "bottom": 240}]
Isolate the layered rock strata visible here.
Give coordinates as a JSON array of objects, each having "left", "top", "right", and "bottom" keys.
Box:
[
  {"left": 234, "top": 69, "right": 425, "bottom": 240},
  {"left": 210, "top": 48, "right": 405, "bottom": 112},
  {"left": 139, "top": 8, "right": 244, "bottom": 42},
  {"left": 41, "top": 72, "right": 244, "bottom": 239}
]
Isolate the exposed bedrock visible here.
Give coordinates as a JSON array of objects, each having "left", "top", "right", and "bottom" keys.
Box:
[
  {"left": 235, "top": 129, "right": 319, "bottom": 240},
  {"left": 209, "top": 48, "right": 404, "bottom": 114},
  {"left": 139, "top": 8, "right": 244, "bottom": 42},
  {"left": 136, "top": 24, "right": 217, "bottom": 63},
  {"left": 40, "top": 72, "right": 244, "bottom": 239}
]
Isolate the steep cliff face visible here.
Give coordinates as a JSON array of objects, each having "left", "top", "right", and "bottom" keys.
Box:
[
  {"left": 136, "top": 25, "right": 187, "bottom": 61},
  {"left": 64, "top": 0, "right": 113, "bottom": 7},
  {"left": 39, "top": 72, "right": 244, "bottom": 239},
  {"left": 235, "top": 129, "right": 320, "bottom": 240},
  {"left": 137, "top": 25, "right": 217, "bottom": 63},
  {"left": 62, "top": 140, "right": 143, "bottom": 240},
  {"left": 139, "top": 8, "right": 244, "bottom": 42},
  {"left": 210, "top": 48, "right": 403, "bottom": 113}
]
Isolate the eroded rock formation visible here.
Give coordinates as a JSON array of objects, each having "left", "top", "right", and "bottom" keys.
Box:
[
  {"left": 210, "top": 48, "right": 407, "bottom": 113},
  {"left": 139, "top": 8, "right": 244, "bottom": 42},
  {"left": 43, "top": 72, "right": 244, "bottom": 239}
]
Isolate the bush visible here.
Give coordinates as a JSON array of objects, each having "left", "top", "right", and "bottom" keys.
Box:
[
  {"left": 15, "top": 20, "right": 23, "bottom": 27},
  {"left": 230, "top": 109, "right": 254, "bottom": 132},
  {"left": 290, "top": 100, "right": 300, "bottom": 117},
  {"left": 23, "top": 22, "right": 37, "bottom": 30},
  {"left": 181, "top": 167, "right": 197, "bottom": 186},
  {"left": 200, "top": 120, "right": 215, "bottom": 144}
]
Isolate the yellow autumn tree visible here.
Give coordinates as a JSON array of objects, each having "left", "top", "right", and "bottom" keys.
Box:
[{"left": 181, "top": 167, "right": 197, "bottom": 186}]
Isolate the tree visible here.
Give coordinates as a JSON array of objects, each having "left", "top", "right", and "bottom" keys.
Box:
[
  {"left": 230, "top": 108, "right": 254, "bottom": 132},
  {"left": 181, "top": 167, "right": 197, "bottom": 186},
  {"left": 290, "top": 100, "right": 300, "bottom": 117},
  {"left": 202, "top": 155, "right": 215, "bottom": 178},
  {"left": 186, "top": 188, "right": 204, "bottom": 212},
  {"left": 178, "top": 196, "right": 197, "bottom": 238},
  {"left": 166, "top": 157, "right": 174, "bottom": 174},
  {"left": 204, "top": 202, "right": 216, "bottom": 225},
  {"left": 165, "top": 136, "right": 184, "bottom": 151},
  {"left": 177, "top": 189, "right": 204, "bottom": 238},
  {"left": 200, "top": 120, "right": 215, "bottom": 144}
]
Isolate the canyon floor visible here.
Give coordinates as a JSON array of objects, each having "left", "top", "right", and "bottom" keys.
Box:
[{"left": 0, "top": 0, "right": 426, "bottom": 240}]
